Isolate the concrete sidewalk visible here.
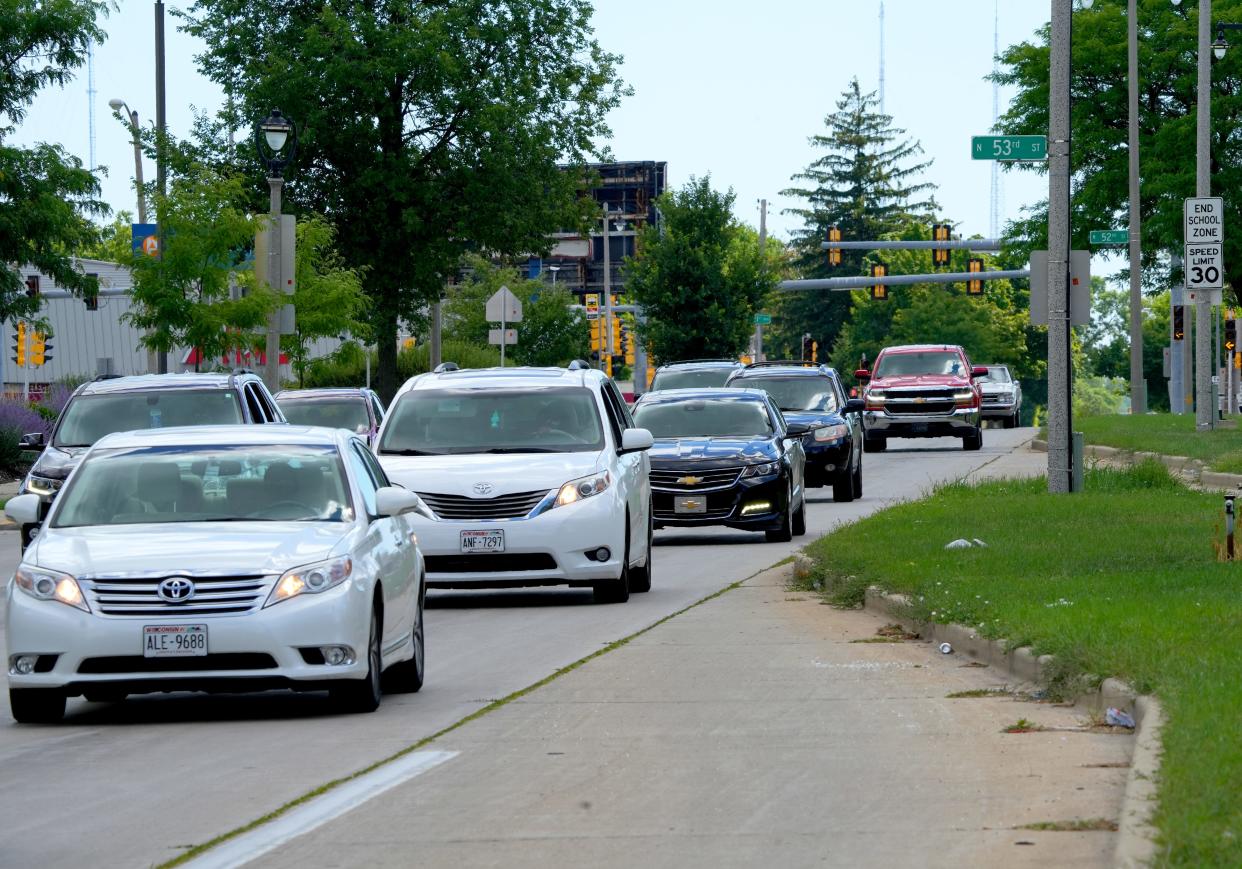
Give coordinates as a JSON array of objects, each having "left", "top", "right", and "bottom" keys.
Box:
[{"left": 254, "top": 560, "right": 1130, "bottom": 869}]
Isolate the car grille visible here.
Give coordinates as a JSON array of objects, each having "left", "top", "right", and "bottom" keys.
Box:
[
  {"left": 77, "top": 653, "right": 277, "bottom": 673},
  {"left": 82, "top": 575, "right": 270, "bottom": 617},
  {"left": 981, "top": 393, "right": 1014, "bottom": 407},
  {"left": 653, "top": 505, "right": 735, "bottom": 521},
  {"left": 882, "top": 389, "right": 959, "bottom": 416},
  {"left": 425, "top": 553, "right": 558, "bottom": 573},
  {"left": 416, "top": 490, "right": 550, "bottom": 520},
  {"left": 649, "top": 467, "right": 743, "bottom": 492}
]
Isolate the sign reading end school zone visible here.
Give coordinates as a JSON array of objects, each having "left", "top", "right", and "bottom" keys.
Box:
[{"left": 1185, "top": 197, "right": 1225, "bottom": 290}]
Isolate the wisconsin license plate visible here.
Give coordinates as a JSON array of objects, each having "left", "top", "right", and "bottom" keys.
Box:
[
  {"left": 674, "top": 496, "right": 708, "bottom": 515},
  {"left": 143, "top": 624, "right": 208, "bottom": 658},
  {"left": 461, "top": 529, "right": 505, "bottom": 553}
]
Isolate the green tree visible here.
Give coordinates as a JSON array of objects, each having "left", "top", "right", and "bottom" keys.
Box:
[
  {"left": 78, "top": 211, "right": 135, "bottom": 263},
  {"left": 125, "top": 167, "right": 275, "bottom": 366},
  {"left": 1, "top": 0, "right": 110, "bottom": 322},
  {"left": 625, "top": 177, "right": 776, "bottom": 363},
  {"left": 179, "top": 0, "right": 626, "bottom": 400},
  {"left": 776, "top": 78, "right": 937, "bottom": 357}
]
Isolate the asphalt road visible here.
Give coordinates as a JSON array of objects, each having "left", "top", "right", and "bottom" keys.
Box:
[{"left": 0, "top": 429, "right": 1037, "bottom": 869}]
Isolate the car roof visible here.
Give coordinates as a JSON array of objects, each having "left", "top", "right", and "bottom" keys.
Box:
[
  {"left": 655, "top": 360, "right": 743, "bottom": 371},
  {"left": 878, "top": 344, "right": 964, "bottom": 354},
  {"left": 76, "top": 373, "right": 258, "bottom": 396},
  {"left": 276, "top": 387, "right": 370, "bottom": 399},
  {"left": 90, "top": 425, "right": 348, "bottom": 451},
  {"left": 636, "top": 387, "right": 771, "bottom": 403},
  {"left": 729, "top": 365, "right": 840, "bottom": 380},
  {"left": 394, "top": 366, "right": 606, "bottom": 398}
]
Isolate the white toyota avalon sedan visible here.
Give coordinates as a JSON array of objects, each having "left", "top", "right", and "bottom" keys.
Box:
[
  {"left": 4, "top": 425, "right": 426, "bottom": 724},
  {"left": 374, "top": 363, "right": 654, "bottom": 603}
]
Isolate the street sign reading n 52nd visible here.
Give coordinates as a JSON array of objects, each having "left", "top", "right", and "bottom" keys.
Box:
[
  {"left": 971, "top": 135, "right": 1047, "bottom": 161},
  {"left": 1089, "top": 230, "right": 1128, "bottom": 246}
]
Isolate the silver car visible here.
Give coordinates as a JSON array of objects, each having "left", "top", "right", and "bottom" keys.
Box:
[{"left": 978, "top": 364, "right": 1023, "bottom": 428}]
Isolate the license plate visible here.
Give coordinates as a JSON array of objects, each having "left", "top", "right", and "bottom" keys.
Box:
[
  {"left": 911, "top": 423, "right": 929, "bottom": 432},
  {"left": 143, "top": 624, "right": 208, "bottom": 658},
  {"left": 461, "top": 529, "right": 505, "bottom": 553},
  {"left": 674, "top": 496, "right": 708, "bottom": 515}
]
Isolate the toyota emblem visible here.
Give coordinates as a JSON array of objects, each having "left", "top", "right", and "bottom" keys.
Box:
[
  {"left": 157, "top": 577, "right": 196, "bottom": 603},
  {"left": 472, "top": 482, "right": 494, "bottom": 496}
]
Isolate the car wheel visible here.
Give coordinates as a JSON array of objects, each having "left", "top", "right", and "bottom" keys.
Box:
[
  {"left": 629, "top": 512, "right": 653, "bottom": 594},
  {"left": 963, "top": 427, "right": 983, "bottom": 451},
  {"left": 792, "top": 496, "right": 807, "bottom": 536},
  {"left": 852, "top": 451, "right": 863, "bottom": 498},
  {"left": 863, "top": 434, "right": 886, "bottom": 453},
  {"left": 382, "top": 589, "right": 425, "bottom": 694},
  {"left": 831, "top": 464, "right": 855, "bottom": 502},
  {"left": 765, "top": 484, "right": 794, "bottom": 543},
  {"left": 594, "top": 518, "right": 632, "bottom": 604},
  {"left": 330, "top": 606, "right": 382, "bottom": 713},
  {"left": 1011, "top": 409, "right": 1021, "bottom": 428},
  {"left": 10, "top": 688, "right": 66, "bottom": 724}
]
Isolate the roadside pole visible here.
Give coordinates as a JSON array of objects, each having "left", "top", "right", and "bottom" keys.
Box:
[
  {"left": 263, "top": 176, "right": 282, "bottom": 392},
  {"left": 1196, "top": 0, "right": 1214, "bottom": 429},
  {"left": 1047, "top": 0, "right": 1073, "bottom": 493},
  {"left": 602, "top": 205, "right": 614, "bottom": 377},
  {"left": 1127, "top": 0, "right": 1146, "bottom": 413},
  {"left": 756, "top": 199, "right": 767, "bottom": 362}
]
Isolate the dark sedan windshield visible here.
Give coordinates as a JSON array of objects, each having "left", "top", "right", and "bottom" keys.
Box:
[
  {"left": 633, "top": 397, "right": 774, "bottom": 439},
  {"left": 650, "top": 368, "right": 736, "bottom": 391},
  {"left": 731, "top": 377, "right": 838, "bottom": 412},
  {"left": 54, "top": 390, "right": 244, "bottom": 448},
  {"left": 279, "top": 397, "right": 371, "bottom": 433}
]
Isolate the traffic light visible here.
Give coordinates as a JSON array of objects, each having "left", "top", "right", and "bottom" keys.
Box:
[
  {"left": 932, "top": 224, "right": 951, "bottom": 267},
  {"left": 801, "top": 333, "right": 814, "bottom": 361},
  {"left": 810, "top": 340, "right": 818, "bottom": 363},
  {"left": 966, "top": 257, "right": 984, "bottom": 295},
  {"left": 1226, "top": 318, "right": 1236, "bottom": 353},
  {"left": 624, "top": 329, "right": 636, "bottom": 365},
  {"left": 611, "top": 317, "right": 622, "bottom": 356},
  {"left": 869, "top": 262, "right": 888, "bottom": 300},
  {"left": 1173, "top": 305, "right": 1185, "bottom": 341},
  {"left": 826, "top": 225, "right": 842, "bottom": 267},
  {"left": 12, "top": 321, "right": 26, "bottom": 367},
  {"left": 589, "top": 317, "right": 603, "bottom": 351},
  {"left": 30, "top": 331, "right": 49, "bottom": 366}
]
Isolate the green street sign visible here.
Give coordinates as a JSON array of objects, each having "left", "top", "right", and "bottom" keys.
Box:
[
  {"left": 1089, "top": 229, "right": 1129, "bottom": 245},
  {"left": 971, "top": 135, "right": 1047, "bottom": 161},
  {"left": 753, "top": 313, "right": 772, "bottom": 325}
]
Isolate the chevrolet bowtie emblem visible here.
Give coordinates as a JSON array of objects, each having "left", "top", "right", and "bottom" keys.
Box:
[
  {"left": 914, "top": 397, "right": 926, "bottom": 404},
  {"left": 683, "top": 500, "right": 701, "bottom": 510},
  {"left": 676, "top": 475, "right": 702, "bottom": 485}
]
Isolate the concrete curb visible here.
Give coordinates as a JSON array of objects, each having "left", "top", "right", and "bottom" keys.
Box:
[
  {"left": 1031, "top": 438, "right": 1242, "bottom": 492},
  {"left": 861, "top": 587, "right": 1163, "bottom": 869}
]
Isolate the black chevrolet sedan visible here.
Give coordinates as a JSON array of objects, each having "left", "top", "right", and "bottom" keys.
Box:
[{"left": 631, "top": 388, "right": 807, "bottom": 542}]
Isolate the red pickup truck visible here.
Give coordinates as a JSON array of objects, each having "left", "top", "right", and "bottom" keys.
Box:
[{"left": 854, "top": 344, "right": 986, "bottom": 452}]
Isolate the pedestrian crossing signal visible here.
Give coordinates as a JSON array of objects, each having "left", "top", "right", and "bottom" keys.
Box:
[{"left": 1173, "top": 305, "right": 1185, "bottom": 341}]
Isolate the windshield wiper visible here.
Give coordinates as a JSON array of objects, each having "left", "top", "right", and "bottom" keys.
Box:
[
  {"left": 478, "top": 447, "right": 563, "bottom": 454},
  {"left": 380, "top": 448, "right": 440, "bottom": 456}
]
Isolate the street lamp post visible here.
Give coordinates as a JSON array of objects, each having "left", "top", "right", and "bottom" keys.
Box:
[
  {"left": 548, "top": 265, "right": 560, "bottom": 288},
  {"left": 255, "top": 109, "right": 297, "bottom": 393},
  {"left": 108, "top": 99, "right": 146, "bottom": 224}
]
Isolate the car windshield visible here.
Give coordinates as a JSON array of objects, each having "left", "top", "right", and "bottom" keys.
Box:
[
  {"left": 633, "top": 397, "right": 774, "bottom": 438},
  {"left": 52, "top": 444, "right": 352, "bottom": 527},
  {"left": 979, "top": 367, "right": 1011, "bottom": 384},
  {"left": 874, "top": 351, "right": 966, "bottom": 378},
  {"left": 651, "top": 368, "right": 735, "bottom": 390},
  {"left": 279, "top": 397, "right": 371, "bottom": 433},
  {"left": 378, "top": 387, "right": 604, "bottom": 455},
  {"left": 731, "top": 377, "right": 838, "bottom": 412},
  {"left": 54, "top": 390, "right": 244, "bottom": 448}
]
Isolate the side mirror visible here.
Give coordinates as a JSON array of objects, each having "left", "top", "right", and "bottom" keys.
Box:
[
  {"left": 784, "top": 421, "right": 812, "bottom": 437},
  {"left": 374, "top": 486, "right": 423, "bottom": 518},
  {"left": 843, "top": 398, "right": 866, "bottom": 415},
  {"left": 620, "top": 428, "right": 654, "bottom": 453},
  {"left": 6, "top": 493, "right": 42, "bottom": 527},
  {"left": 853, "top": 369, "right": 871, "bottom": 383},
  {"left": 971, "top": 366, "right": 989, "bottom": 379},
  {"left": 18, "top": 431, "right": 45, "bottom": 450}
]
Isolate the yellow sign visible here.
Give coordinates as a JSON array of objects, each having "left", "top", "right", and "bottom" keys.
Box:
[{"left": 584, "top": 293, "right": 600, "bottom": 319}]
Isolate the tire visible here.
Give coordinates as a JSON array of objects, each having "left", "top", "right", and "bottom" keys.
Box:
[
  {"left": 1011, "top": 409, "right": 1021, "bottom": 428},
  {"left": 765, "top": 484, "right": 794, "bottom": 543},
  {"left": 382, "top": 589, "right": 425, "bottom": 694},
  {"left": 792, "top": 497, "right": 807, "bottom": 536},
  {"left": 629, "top": 513, "right": 653, "bottom": 594},
  {"left": 863, "top": 434, "right": 886, "bottom": 453},
  {"left": 594, "top": 518, "right": 632, "bottom": 604},
  {"left": 831, "top": 465, "right": 855, "bottom": 502},
  {"left": 852, "top": 451, "right": 863, "bottom": 498},
  {"left": 10, "top": 688, "right": 66, "bottom": 724},
  {"left": 330, "top": 607, "right": 382, "bottom": 713},
  {"left": 963, "top": 426, "right": 983, "bottom": 451}
]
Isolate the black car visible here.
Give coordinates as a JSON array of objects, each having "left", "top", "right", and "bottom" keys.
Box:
[
  {"left": 648, "top": 359, "right": 744, "bottom": 392},
  {"left": 276, "top": 387, "right": 387, "bottom": 445},
  {"left": 725, "top": 362, "right": 865, "bottom": 502},
  {"left": 631, "top": 388, "right": 807, "bottom": 542}
]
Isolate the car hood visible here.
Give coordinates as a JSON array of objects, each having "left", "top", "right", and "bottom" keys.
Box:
[
  {"left": 869, "top": 374, "right": 971, "bottom": 390},
  {"left": 30, "top": 522, "right": 351, "bottom": 576},
  {"left": 648, "top": 437, "right": 778, "bottom": 468},
  {"left": 29, "top": 445, "right": 88, "bottom": 481},
  {"left": 377, "top": 451, "right": 602, "bottom": 496},
  {"left": 780, "top": 410, "right": 845, "bottom": 428}
]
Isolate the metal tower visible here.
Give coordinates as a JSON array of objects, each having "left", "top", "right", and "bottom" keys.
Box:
[
  {"left": 989, "top": 0, "right": 1003, "bottom": 238},
  {"left": 87, "top": 40, "right": 97, "bottom": 172},
  {"left": 879, "top": 0, "right": 886, "bottom": 113}
]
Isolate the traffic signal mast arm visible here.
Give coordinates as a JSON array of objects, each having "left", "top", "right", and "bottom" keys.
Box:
[
  {"left": 780, "top": 267, "right": 1028, "bottom": 292},
  {"left": 818, "top": 239, "right": 1003, "bottom": 251}
]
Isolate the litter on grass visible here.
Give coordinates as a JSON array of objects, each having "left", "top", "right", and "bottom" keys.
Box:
[
  {"left": 938, "top": 642, "right": 953, "bottom": 654},
  {"left": 944, "top": 538, "right": 988, "bottom": 549}
]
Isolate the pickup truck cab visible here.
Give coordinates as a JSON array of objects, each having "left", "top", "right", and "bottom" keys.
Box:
[{"left": 855, "top": 344, "right": 986, "bottom": 452}]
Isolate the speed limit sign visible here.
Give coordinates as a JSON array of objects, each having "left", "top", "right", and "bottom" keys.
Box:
[{"left": 1186, "top": 242, "right": 1224, "bottom": 290}]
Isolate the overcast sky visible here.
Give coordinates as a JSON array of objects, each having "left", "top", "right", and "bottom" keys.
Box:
[{"left": 16, "top": 0, "right": 1053, "bottom": 244}]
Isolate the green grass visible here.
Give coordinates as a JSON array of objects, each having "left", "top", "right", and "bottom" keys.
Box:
[
  {"left": 1062, "top": 414, "right": 1242, "bottom": 474},
  {"left": 801, "top": 461, "right": 1242, "bottom": 867}
]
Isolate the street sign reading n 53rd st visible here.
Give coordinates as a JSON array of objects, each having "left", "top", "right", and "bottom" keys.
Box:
[
  {"left": 971, "top": 135, "right": 1047, "bottom": 161},
  {"left": 1089, "top": 230, "right": 1128, "bottom": 246}
]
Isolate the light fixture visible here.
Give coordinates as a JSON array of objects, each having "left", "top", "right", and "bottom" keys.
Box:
[
  {"left": 261, "top": 110, "right": 291, "bottom": 152},
  {"left": 1215, "top": 32, "right": 1229, "bottom": 60},
  {"left": 1078, "top": 0, "right": 1093, "bottom": 8},
  {"left": 255, "top": 108, "right": 298, "bottom": 177}
]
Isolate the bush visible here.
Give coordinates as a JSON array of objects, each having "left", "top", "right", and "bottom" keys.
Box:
[
  {"left": 0, "top": 400, "right": 52, "bottom": 477},
  {"left": 300, "top": 340, "right": 503, "bottom": 389}
]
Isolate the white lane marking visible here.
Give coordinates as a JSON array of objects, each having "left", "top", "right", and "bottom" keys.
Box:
[{"left": 183, "top": 749, "right": 457, "bottom": 869}]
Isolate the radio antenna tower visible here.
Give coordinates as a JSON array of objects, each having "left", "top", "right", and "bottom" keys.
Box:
[
  {"left": 989, "top": 0, "right": 1004, "bottom": 238},
  {"left": 86, "top": 40, "right": 98, "bottom": 172},
  {"left": 879, "top": 0, "right": 886, "bottom": 113}
]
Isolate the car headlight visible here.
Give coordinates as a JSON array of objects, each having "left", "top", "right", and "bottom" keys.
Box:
[
  {"left": 813, "top": 424, "right": 848, "bottom": 442},
  {"left": 553, "top": 471, "right": 611, "bottom": 508},
  {"left": 741, "top": 462, "right": 780, "bottom": 478},
  {"left": 23, "top": 474, "right": 63, "bottom": 497},
  {"left": 265, "top": 556, "right": 353, "bottom": 607},
  {"left": 15, "top": 566, "right": 89, "bottom": 612}
]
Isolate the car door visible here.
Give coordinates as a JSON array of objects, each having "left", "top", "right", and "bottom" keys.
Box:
[
  {"left": 833, "top": 376, "right": 861, "bottom": 471},
  {"left": 601, "top": 381, "right": 649, "bottom": 561}
]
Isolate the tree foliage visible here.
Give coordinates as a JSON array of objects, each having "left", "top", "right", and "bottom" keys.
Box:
[
  {"left": 775, "top": 78, "right": 938, "bottom": 357},
  {"left": 0, "top": 0, "right": 110, "bottom": 322},
  {"left": 625, "top": 177, "right": 776, "bottom": 364},
  {"left": 179, "top": 0, "right": 627, "bottom": 399}
]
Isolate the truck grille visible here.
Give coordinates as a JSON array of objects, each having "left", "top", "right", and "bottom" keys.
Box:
[
  {"left": 416, "top": 490, "right": 550, "bottom": 520},
  {"left": 650, "top": 467, "right": 743, "bottom": 491},
  {"left": 882, "top": 389, "right": 960, "bottom": 416},
  {"left": 82, "top": 575, "right": 270, "bottom": 617}
]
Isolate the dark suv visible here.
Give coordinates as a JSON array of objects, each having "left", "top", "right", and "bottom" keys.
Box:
[
  {"left": 649, "top": 360, "right": 744, "bottom": 392},
  {"left": 726, "top": 362, "right": 865, "bottom": 502},
  {"left": 17, "top": 372, "right": 286, "bottom": 545},
  {"left": 276, "top": 387, "right": 386, "bottom": 445}
]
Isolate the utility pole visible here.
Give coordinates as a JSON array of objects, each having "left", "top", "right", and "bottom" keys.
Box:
[
  {"left": 154, "top": 0, "right": 168, "bottom": 374},
  {"left": 755, "top": 199, "right": 767, "bottom": 362},
  {"left": 1196, "top": 0, "right": 1214, "bottom": 430},
  {"left": 602, "top": 204, "right": 614, "bottom": 377},
  {"left": 264, "top": 176, "right": 283, "bottom": 391},
  {"left": 430, "top": 299, "right": 442, "bottom": 369},
  {"left": 1127, "top": 0, "right": 1146, "bottom": 414},
  {"left": 1047, "top": 0, "right": 1073, "bottom": 494}
]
